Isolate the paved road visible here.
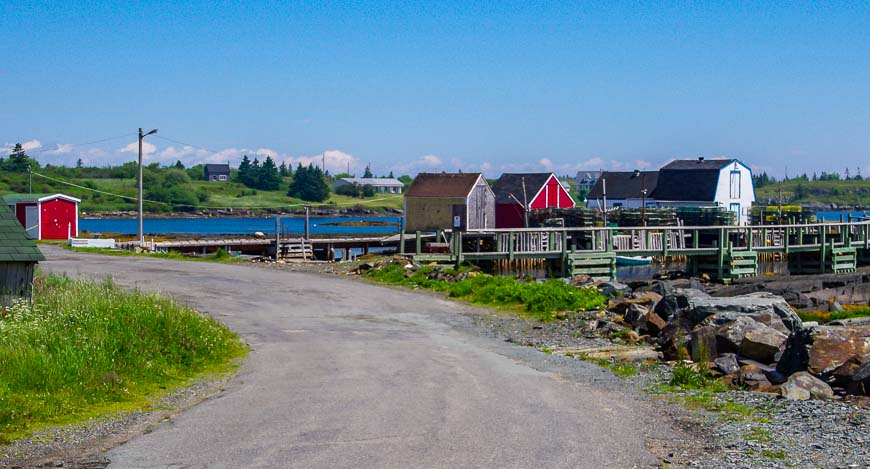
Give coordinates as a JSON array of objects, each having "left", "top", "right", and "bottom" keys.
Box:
[{"left": 43, "top": 247, "right": 672, "bottom": 468}]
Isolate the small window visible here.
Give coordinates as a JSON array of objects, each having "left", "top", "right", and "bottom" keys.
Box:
[
  {"left": 730, "top": 171, "right": 741, "bottom": 198},
  {"left": 218, "top": 175, "right": 227, "bottom": 181}
]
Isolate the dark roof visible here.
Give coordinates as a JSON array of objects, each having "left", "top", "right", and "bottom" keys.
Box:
[
  {"left": 588, "top": 171, "right": 658, "bottom": 199},
  {"left": 491, "top": 173, "right": 554, "bottom": 204},
  {"left": 651, "top": 159, "right": 738, "bottom": 201},
  {"left": 0, "top": 203, "right": 44, "bottom": 262},
  {"left": 660, "top": 158, "right": 735, "bottom": 170},
  {"left": 205, "top": 164, "right": 231, "bottom": 173},
  {"left": 404, "top": 173, "right": 483, "bottom": 198},
  {"left": 3, "top": 193, "right": 81, "bottom": 204}
]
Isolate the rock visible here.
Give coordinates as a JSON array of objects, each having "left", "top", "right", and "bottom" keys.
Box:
[
  {"left": 777, "top": 325, "right": 870, "bottom": 378},
  {"left": 598, "top": 281, "right": 631, "bottom": 298},
  {"left": 831, "top": 355, "right": 870, "bottom": 387},
  {"left": 828, "top": 316, "right": 870, "bottom": 326},
  {"left": 632, "top": 291, "right": 663, "bottom": 306},
  {"left": 690, "top": 326, "right": 718, "bottom": 362},
  {"left": 740, "top": 324, "right": 788, "bottom": 364},
  {"left": 640, "top": 311, "right": 667, "bottom": 336},
  {"left": 555, "top": 311, "right": 568, "bottom": 320},
  {"left": 850, "top": 361, "right": 870, "bottom": 395},
  {"left": 830, "top": 300, "right": 845, "bottom": 312},
  {"left": 736, "top": 364, "right": 772, "bottom": 389},
  {"left": 780, "top": 371, "right": 834, "bottom": 400},
  {"left": 685, "top": 292, "right": 803, "bottom": 332},
  {"left": 570, "top": 274, "right": 592, "bottom": 287},
  {"left": 714, "top": 353, "right": 740, "bottom": 375},
  {"left": 623, "top": 303, "right": 650, "bottom": 327}
]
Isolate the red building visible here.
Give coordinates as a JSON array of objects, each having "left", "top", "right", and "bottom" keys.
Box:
[
  {"left": 3, "top": 193, "right": 81, "bottom": 240},
  {"left": 491, "top": 173, "right": 575, "bottom": 228}
]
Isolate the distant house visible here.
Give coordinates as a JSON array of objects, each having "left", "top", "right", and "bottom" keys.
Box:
[
  {"left": 0, "top": 202, "right": 44, "bottom": 306},
  {"left": 491, "top": 173, "right": 576, "bottom": 228},
  {"left": 332, "top": 177, "right": 404, "bottom": 194},
  {"left": 205, "top": 164, "right": 231, "bottom": 182},
  {"left": 586, "top": 171, "right": 658, "bottom": 210},
  {"left": 404, "top": 173, "right": 495, "bottom": 232},
  {"left": 651, "top": 158, "right": 755, "bottom": 225},
  {"left": 4, "top": 193, "right": 81, "bottom": 240},
  {"left": 575, "top": 171, "right": 601, "bottom": 195}
]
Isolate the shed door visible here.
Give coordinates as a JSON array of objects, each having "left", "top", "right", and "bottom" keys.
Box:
[
  {"left": 451, "top": 204, "right": 466, "bottom": 231},
  {"left": 25, "top": 205, "right": 39, "bottom": 239}
]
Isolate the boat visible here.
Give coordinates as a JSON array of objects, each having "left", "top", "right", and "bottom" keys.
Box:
[{"left": 616, "top": 255, "right": 652, "bottom": 266}]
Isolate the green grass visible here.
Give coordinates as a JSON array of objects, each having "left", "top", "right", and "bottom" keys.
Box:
[
  {"left": 0, "top": 275, "right": 248, "bottom": 442},
  {"left": 365, "top": 263, "right": 606, "bottom": 320},
  {"left": 756, "top": 179, "right": 870, "bottom": 206},
  {"left": 60, "top": 245, "right": 246, "bottom": 264},
  {"left": 797, "top": 305, "right": 870, "bottom": 324}
]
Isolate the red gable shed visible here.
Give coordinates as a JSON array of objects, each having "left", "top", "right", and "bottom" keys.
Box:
[
  {"left": 491, "top": 173, "right": 575, "bottom": 228},
  {"left": 3, "top": 193, "right": 81, "bottom": 240}
]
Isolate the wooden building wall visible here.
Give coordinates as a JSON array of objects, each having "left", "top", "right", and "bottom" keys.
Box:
[
  {"left": 467, "top": 180, "right": 496, "bottom": 230},
  {"left": 404, "top": 196, "right": 467, "bottom": 232},
  {"left": 0, "top": 261, "right": 36, "bottom": 307}
]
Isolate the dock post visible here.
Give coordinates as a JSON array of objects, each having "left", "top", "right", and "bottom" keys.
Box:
[
  {"left": 508, "top": 232, "right": 515, "bottom": 261},
  {"left": 399, "top": 230, "right": 406, "bottom": 255},
  {"left": 717, "top": 228, "right": 726, "bottom": 280},
  {"left": 693, "top": 229, "right": 699, "bottom": 249},
  {"left": 304, "top": 206, "right": 310, "bottom": 240},
  {"left": 415, "top": 231, "right": 422, "bottom": 255},
  {"left": 747, "top": 226, "right": 754, "bottom": 250},
  {"left": 820, "top": 227, "right": 827, "bottom": 273},
  {"left": 455, "top": 231, "right": 463, "bottom": 267},
  {"left": 662, "top": 228, "right": 669, "bottom": 258},
  {"left": 275, "top": 215, "right": 280, "bottom": 261}
]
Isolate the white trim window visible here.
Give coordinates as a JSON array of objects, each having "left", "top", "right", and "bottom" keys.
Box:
[{"left": 218, "top": 175, "right": 228, "bottom": 181}]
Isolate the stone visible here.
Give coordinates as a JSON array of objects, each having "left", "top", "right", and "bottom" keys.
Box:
[
  {"left": 714, "top": 353, "right": 740, "bottom": 375},
  {"left": 736, "top": 364, "right": 772, "bottom": 389},
  {"left": 690, "top": 326, "right": 718, "bottom": 362},
  {"left": 685, "top": 292, "right": 803, "bottom": 332},
  {"left": 640, "top": 311, "right": 667, "bottom": 336},
  {"left": 571, "top": 274, "right": 593, "bottom": 287},
  {"left": 831, "top": 354, "right": 870, "bottom": 387},
  {"left": 777, "top": 325, "right": 870, "bottom": 378},
  {"left": 830, "top": 301, "right": 845, "bottom": 312},
  {"left": 623, "top": 303, "right": 650, "bottom": 327},
  {"left": 598, "top": 281, "right": 632, "bottom": 298},
  {"left": 740, "top": 324, "right": 788, "bottom": 364},
  {"left": 780, "top": 371, "right": 834, "bottom": 400},
  {"left": 850, "top": 362, "right": 870, "bottom": 395}
]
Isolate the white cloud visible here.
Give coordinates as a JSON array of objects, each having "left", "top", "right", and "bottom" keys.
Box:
[
  {"left": 119, "top": 141, "right": 157, "bottom": 155},
  {"left": 21, "top": 139, "right": 42, "bottom": 151},
  {"left": 393, "top": 154, "right": 447, "bottom": 174},
  {"left": 45, "top": 143, "right": 77, "bottom": 154}
]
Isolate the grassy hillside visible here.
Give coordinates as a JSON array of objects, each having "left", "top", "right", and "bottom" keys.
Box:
[
  {"left": 755, "top": 179, "right": 870, "bottom": 207},
  {"left": 0, "top": 171, "right": 403, "bottom": 215}
]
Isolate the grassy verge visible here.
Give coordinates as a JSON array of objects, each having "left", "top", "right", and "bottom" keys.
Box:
[
  {"left": 60, "top": 244, "right": 246, "bottom": 264},
  {"left": 364, "top": 263, "right": 606, "bottom": 321},
  {"left": 0, "top": 275, "right": 248, "bottom": 442},
  {"left": 797, "top": 305, "right": 870, "bottom": 324}
]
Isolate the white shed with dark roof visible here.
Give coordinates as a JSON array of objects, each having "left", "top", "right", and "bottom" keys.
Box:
[{"left": 651, "top": 158, "right": 755, "bottom": 225}]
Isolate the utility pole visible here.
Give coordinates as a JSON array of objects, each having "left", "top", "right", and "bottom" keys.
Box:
[
  {"left": 641, "top": 173, "right": 647, "bottom": 227},
  {"left": 521, "top": 176, "right": 529, "bottom": 228},
  {"left": 28, "top": 165, "right": 32, "bottom": 194},
  {"left": 138, "top": 127, "right": 158, "bottom": 246}
]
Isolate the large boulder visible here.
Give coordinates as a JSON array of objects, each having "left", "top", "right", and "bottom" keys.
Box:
[
  {"left": 851, "top": 362, "right": 870, "bottom": 396},
  {"left": 780, "top": 371, "right": 834, "bottom": 400},
  {"left": 690, "top": 315, "right": 788, "bottom": 364},
  {"left": 682, "top": 292, "right": 802, "bottom": 332},
  {"left": 777, "top": 325, "right": 870, "bottom": 378}
]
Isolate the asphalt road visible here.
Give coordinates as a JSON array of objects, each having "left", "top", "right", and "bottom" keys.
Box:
[{"left": 43, "top": 246, "right": 673, "bottom": 468}]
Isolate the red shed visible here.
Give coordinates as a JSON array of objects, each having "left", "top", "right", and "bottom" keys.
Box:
[
  {"left": 492, "top": 173, "right": 575, "bottom": 228},
  {"left": 3, "top": 193, "right": 81, "bottom": 240}
]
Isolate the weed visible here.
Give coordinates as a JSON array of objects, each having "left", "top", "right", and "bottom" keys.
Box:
[
  {"left": 539, "top": 347, "right": 553, "bottom": 355},
  {"left": 797, "top": 305, "right": 870, "bottom": 324},
  {"left": 0, "top": 275, "right": 247, "bottom": 441},
  {"left": 762, "top": 449, "right": 787, "bottom": 460}
]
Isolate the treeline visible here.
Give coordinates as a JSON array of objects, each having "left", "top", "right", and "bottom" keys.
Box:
[{"left": 754, "top": 169, "right": 865, "bottom": 188}]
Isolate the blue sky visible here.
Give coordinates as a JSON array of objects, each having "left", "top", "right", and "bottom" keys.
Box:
[{"left": 2, "top": 1, "right": 868, "bottom": 177}]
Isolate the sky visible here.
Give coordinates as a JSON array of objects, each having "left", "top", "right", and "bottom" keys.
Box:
[{"left": 2, "top": 1, "right": 868, "bottom": 178}]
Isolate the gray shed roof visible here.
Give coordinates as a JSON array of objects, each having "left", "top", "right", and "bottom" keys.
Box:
[
  {"left": 589, "top": 171, "right": 659, "bottom": 199},
  {"left": 0, "top": 203, "right": 44, "bottom": 262},
  {"left": 491, "top": 173, "right": 554, "bottom": 204},
  {"left": 651, "top": 159, "right": 738, "bottom": 201}
]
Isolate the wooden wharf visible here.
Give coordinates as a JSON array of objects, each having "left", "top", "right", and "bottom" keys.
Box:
[{"left": 403, "top": 220, "right": 870, "bottom": 281}]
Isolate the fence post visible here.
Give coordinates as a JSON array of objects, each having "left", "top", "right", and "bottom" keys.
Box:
[
  {"left": 819, "top": 227, "right": 827, "bottom": 273},
  {"left": 508, "top": 232, "right": 515, "bottom": 261},
  {"left": 415, "top": 231, "right": 422, "bottom": 255},
  {"left": 399, "top": 230, "right": 406, "bottom": 255},
  {"left": 717, "top": 228, "right": 726, "bottom": 280},
  {"left": 455, "top": 231, "right": 463, "bottom": 266}
]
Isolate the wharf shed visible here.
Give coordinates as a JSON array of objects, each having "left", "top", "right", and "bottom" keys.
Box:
[
  {"left": 0, "top": 203, "right": 44, "bottom": 306},
  {"left": 586, "top": 171, "right": 658, "bottom": 210},
  {"left": 492, "top": 173, "right": 575, "bottom": 228},
  {"left": 404, "top": 173, "right": 495, "bottom": 232},
  {"left": 3, "top": 193, "right": 80, "bottom": 240},
  {"left": 651, "top": 158, "right": 755, "bottom": 225}
]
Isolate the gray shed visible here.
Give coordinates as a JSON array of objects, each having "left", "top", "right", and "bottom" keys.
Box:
[
  {"left": 0, "top": 203, "right": 44, "bottom": 306},
  {"left": 403, "top": 173, "right": 495, "bottom": 232}
]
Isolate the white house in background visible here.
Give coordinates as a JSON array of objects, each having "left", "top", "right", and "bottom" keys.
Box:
[
  {"left": 331, "top": 177, "right": 404, "bottom": 194},
  {"left": 586, "top": 170, "right": 659, "bottom": 210},
  {"left": 575, "top": 170, "right": 601, "bottom": 195},
  {"left": 651, "top": 158, "right": 755, "bottom": 225}
]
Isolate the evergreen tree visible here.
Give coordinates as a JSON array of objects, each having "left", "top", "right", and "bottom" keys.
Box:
[
  {"left": 279, "top": 161, "right": 290, "bottom": 177},
  {"left": 76, "top": 158, "right": 84, "bottom": 169},
  {"left": 388, "top": 171, "right": 394, "bottom": 178},
  {"left": 288, "top": 163, "right": 330, "bottom": 202},
  {"left": 259, "top": 156, "right": 282, "bottom": 190},
  {"left": 237, "top": 155, "right": 252, "bottom": 184},
  {"left": 248, "top": 157, "right": 262, "bottom": 188},
  {"left": 174, "top": 160, "right": 185, "bottom": 170},
  {"left": 5, "top": 143, "right": 32, "bottom": 172},
  {"left": 363, "top": 165, "right": 373, "bottom": 178}
]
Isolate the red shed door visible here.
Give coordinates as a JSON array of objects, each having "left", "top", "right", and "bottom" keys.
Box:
[{"left": 40, "top": 199, "right": 77, "bottom": 240}]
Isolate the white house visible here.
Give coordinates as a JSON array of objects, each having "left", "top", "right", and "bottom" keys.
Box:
[
  {"left": 585, "top": 170, "right": 658, "bottom": 210},
  {"left": 651, "top": 158, "right": 755, "bottom": 225},
  {"left": 332, "top": 177, "right": 404, "bottom": 194}
]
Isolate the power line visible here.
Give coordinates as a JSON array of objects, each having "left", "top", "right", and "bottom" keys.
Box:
[
  {"left": 31, "top": 171, "right": 401, "bottom": 210},
  {"left": 24, "top": 133, "right": 137, "bottom": 154}
]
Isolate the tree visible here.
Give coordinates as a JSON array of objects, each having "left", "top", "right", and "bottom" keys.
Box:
[
  {"left": 398, "top": 175, "right": 413, "bottom": 187},
  {"left": 388, "top": 171, "right": 394, "bottom": 178},
  {"left": 279, "top": 161, "right": 290, "bottom": 177},
  {"left": 174, "top": 160, "right": 185, "bottom": 170},
  {"left": 5, "top": 143, "right": 32, "bottom": 172},
  {"left": 258, "top": 156, "right": 282, "bottom": 191},
  {"left": 237, "top": 155, "right": 252, "bottom": 185},
  {"left": 249, "top": 158, "right": 262, "bottom": 188},
  {"left": 288, "top": 163, "right": 330, "bottom": 202},
  {"left": 363, "top": 165, "right": 373, "bottom": 178},
  {"left": 361, "top": 184, "right": 375, "bottom": 197},
  {"left": 76, "top": 158, "right": 84, "bottom": 169},
  {"left": 334, "top": 183, "right": 361, "bottom": 197}
]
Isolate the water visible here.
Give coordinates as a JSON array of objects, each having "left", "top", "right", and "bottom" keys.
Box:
[
  {"left": 80, "top": 216, "right": 401, "bottom": 236},
  {"left": 816, "top": 211, "right": 870, "bottom": 222}
]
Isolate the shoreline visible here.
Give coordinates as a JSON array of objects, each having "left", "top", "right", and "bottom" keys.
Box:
[{"left": 80, "top": 207, "right": 404, "bottom": 219}]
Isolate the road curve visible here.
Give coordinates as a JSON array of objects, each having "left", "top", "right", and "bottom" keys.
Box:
[{"left": 43, "top": 246, "right": 672, "bottom": 468}]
